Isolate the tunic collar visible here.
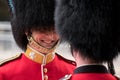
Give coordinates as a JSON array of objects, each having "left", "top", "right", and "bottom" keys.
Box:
[
  {"left": 25, "top": 45, "right": 55, "bottom": 65},
  {"left": 74, "top": 65, "right": 109, "bottom": 74}
]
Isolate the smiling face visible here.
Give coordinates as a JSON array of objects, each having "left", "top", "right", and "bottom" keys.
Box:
[{"left": 31, "top": 29, "right": 59, "bottom": 49}]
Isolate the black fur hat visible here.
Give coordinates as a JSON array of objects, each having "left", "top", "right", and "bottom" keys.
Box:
[
  {"left": 7, "top": 0, "right": 55, "bottom": 50},
  {"left": 55, "top": 0, "right": 120, "bottom": 62}
]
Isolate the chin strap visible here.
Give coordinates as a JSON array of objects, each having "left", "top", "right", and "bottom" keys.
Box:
[
  {"left": 107, "top": 61, "right": 115, "bottom": 75},
  {"left": 107, "top": 61, "right": 120, "bottom": 80},
  {"left": 27, "top": 36, "right": 59, "bottom": 54}
]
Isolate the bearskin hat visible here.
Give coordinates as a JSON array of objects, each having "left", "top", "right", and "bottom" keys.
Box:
[
  {"left": 7, "top": 0, "right": 55, "bottom": 50},
  {"left": 55, "top": 0, "right": 120, "bottom": 62}
]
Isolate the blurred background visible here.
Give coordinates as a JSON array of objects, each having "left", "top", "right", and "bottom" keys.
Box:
[
  {"left": 0, "top": 0, "right": 120, "bottom": 76},
  {"left": 0, "top": 0, "right": 9, "bottom": 21},
  {"left": 0, "top": 0, "right": 22, "bottom": 60}
]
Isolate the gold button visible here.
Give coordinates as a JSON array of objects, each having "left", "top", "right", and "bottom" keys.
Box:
[
  {"left": 44, "top": 68, "right": 48, "bottom": 73},
  {"left": 44, "top": 75, "right": 48, "bottom": 80}
]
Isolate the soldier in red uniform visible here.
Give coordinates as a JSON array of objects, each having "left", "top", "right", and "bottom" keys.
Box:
[
  {"left": 55, "top": 0, "right": 120, "bottom": 80},
  {"left": 0, "top": 0, "right": 75, "bottom": 80}
]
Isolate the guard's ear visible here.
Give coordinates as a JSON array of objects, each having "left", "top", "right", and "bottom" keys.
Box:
[
  {"left": 25, "top": 32, "right": 28, "bottom": 36},
  {"left": 72, "top": 49, "right": 79, "bottom": 59},
  {"left": 25, "top": 27, "right": 33, "bottom": 36}
]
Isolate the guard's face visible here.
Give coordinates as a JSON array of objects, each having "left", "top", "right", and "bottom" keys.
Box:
[{"left": 31, "top": 30, "right": 59, "bottom": 48}]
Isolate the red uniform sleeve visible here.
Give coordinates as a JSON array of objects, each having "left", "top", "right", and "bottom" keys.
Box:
[{"left": 0, "top": 73, "right": 3, "bottom": 80}]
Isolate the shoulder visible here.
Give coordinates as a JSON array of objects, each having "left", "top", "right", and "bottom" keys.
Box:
[
  {"left": 55, "top": 53, "right": 76, "bottom": 66},
  {"left": 0, "top": 53, "right": 22, "bottom": 66}
]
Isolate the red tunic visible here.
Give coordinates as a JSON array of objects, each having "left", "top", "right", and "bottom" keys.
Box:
[
  {"left": 71, "top": 73, "right": 117, "bottom": 80},
  {"left": 0, "top": 53, "right": 75, "bottom": 80},
  {"left": 70, "top": 65, "right": 117, "bottom": 80}
]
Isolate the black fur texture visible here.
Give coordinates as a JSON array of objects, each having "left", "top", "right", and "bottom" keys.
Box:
[
  {"left": 55, "top": 0, "right": 120, "bottom": 62},
  {"left": 7, "top": 0, "right": 55, "bottom": 50}
]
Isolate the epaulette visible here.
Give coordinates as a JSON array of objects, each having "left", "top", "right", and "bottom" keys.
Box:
[
  {"left": 59, "top": 74, "right": 72, "bottom": 80},
  {"left": 0, "top": 53, "right": 21, "bottom": 66},
  {"left": 56, "top": 53, "right": 76, "bottom": 66}
]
